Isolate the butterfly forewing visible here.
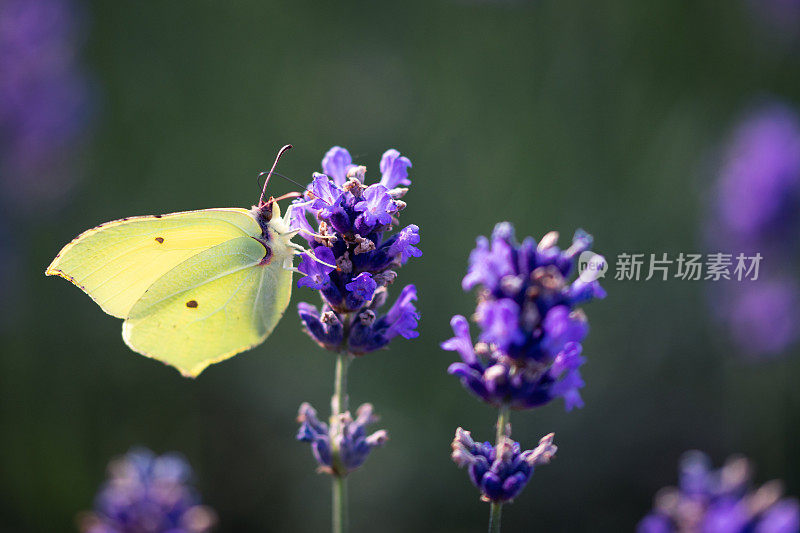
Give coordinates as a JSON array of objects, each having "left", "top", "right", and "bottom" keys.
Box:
[{"left": 45, "top": 209, "right": 262, "bottom": 318}]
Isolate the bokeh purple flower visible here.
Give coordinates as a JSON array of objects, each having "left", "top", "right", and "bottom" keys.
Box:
[
  {"left": 638, "top": 451, "right": 800, "bottom": 533},
  {"left": 746, "top": 0, "right": 800, "bottom": 38},
  {"left": 451, "top": 428, "right": 556, "bottom": 503},
  {"left": 78, "top": 448, "right": 216, "bottom": 533},
  {"left": 444, "top": 223, "right": 605, "bottom": 411},
  {"left": 290, "top": 146, "right": 420, "bottom": 355},
  {"left": 0, "top": 0, "right": 93, "bottom": 207},
  {"left": 725, "top": 280, "right": 800, "bottom": 355},
  {"left": 715, "top": 104, "right": 800, "bottom": 244},
  {"left": 709, "top": 103, "right": 800, "bottom": 357},
  {"left": 297, "top": 402, "right": 388, "bottom": 475}
]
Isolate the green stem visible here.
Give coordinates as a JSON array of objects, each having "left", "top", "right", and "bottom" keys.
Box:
[
  {"left": 331, "top": 351, "right": 349, "bottom": 417},
  {"left": 488, "top": 502, "right": 503, "bottom": 533},
  {"left": 332, "top": 473, "right": 348, "bottom": 533},
  {"left": 489, "top": 405, "right": 510, "bottom": 533},
  {"left": 495, "top": 404, "right": 510, "bottom": 443},
  {"left": 330, "top": 314, "right": 352, "bottom": 533}
]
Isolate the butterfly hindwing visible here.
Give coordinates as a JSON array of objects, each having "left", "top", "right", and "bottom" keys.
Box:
[{"left": 121, "top": 235, "right": 293, "bottom": 377}]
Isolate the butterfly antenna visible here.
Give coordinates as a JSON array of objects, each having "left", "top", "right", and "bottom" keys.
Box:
[
  {"left": 256, "top": 148, "right": 337, "bottom": 210},
  {"left": 267, "top": 171, "right": 309, "bottom": 191},
  {"left": 258, "top": 144, "right": 293, "bottom": 207}
]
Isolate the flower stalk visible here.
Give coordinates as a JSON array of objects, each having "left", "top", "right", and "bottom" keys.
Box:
[
  {"left": 331, "top": 347, "right": 350, "bottom": 418},
  {"left": 332, "top": 473, "right": 348, "bottom": 533},
  {"left": 331, "top": 349, "right": 351, "bottom": 533},
  {"left": 489, "top": 404, "right": 510, "bottom": 533},
  {"left": 293, "top": 146, "right": 420, "bottom": 533},
  {"left": 447, "top": 223, "right": 604, "bottom": 526},
  {"left": 495, "top": 404, "right": 510, "bottom": 443},
  {"left": 488, "top": 502, "right": 503, "bottom": 533}
]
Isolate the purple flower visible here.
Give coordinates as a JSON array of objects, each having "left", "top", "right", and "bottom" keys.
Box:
[
  {"left": 322, "top": 146, "right": 356, "bottom": 186},
  {"left": 309, "top": 173, "right": 346, "bottom": 219},
  {"left": 715, "top": 104, "right": 800, "bottom": 244},
  {"left": 0, "top": 0, "right": 93, "bottom": 207},
  {"left": 708, "top": 102, "right": 800, "bottom": 357},
  {"left": 379, "top": 149, "right": 412, "bottom": 188},
  {"left": 477, "top": 299, "right": 524, "bottom": 353},
  {"left": 638, "top": 451, "right": 800, "bottom": 533},
  {"left": 725, "top": 280, "right": 800, "bottom": 357},
  {"left": 746, "top": 0, "right": 800, "bottom": 36},
  {"left": 297, "top": 402, "right": 388, "bottom": 475},
  {"left": 389, "top": 224, "right": 422, "bottom": 263},
  {"left": 307, "top": 284, "right": 420, "bottom": 356},
  {"left": 354, "top": 184, "right": 397, "bottom": 227},
  {"left": 444, "top": 223, "right": 604, "bottom": 411},
  {"left": 462, "top": 233, "right": 515, "bottom": 292},
  {"left": 78, "top": 448, "right": 216, "bottom": 533},
  {"left": 298, "top": 247, "right": 336, "bottom": 290},
  {"left": 344, "top": 272, "right": 378, "bottom": 310},
  {"left": 446, "top": 315, "right": 587, "bottom": 411},
  {"left": 289, "top": 147, "right": 420, "bottom": 355},
  {"left": 451, "top": 428, "right": 556, "bottom": 503},
  {"left": 288, "top": 199, "right": 316, "bottom": 241},
  {"left": 540, "top": 305, "right": 589, "bottom": 356},
  {"left": 345, "top": 272, "right": 378, "bottom": 301},
  {"left": 548, "top": 344, "right": 587, "bottom": 410},
  {"left": 384, "top": 284, "right": 420, "bottom": 340},
  {"left": 297, "top": 302, "right": 344, "bottom": 351}
]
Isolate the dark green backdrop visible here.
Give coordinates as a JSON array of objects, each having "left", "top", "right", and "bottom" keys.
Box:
[{"left": 3, "top": 1, "right": 800, "bottom": 531}]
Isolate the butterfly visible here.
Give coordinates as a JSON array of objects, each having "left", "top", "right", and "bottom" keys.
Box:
[{"left": 46, "top": 145, "right": 310, "bottom": 377}]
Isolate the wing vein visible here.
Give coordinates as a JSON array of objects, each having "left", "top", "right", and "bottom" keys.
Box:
[
  {"left": 132, "top": 253, "right": 261, "bottom": 314},
  {"left": 66, "top": 215, "right": 253, "bottom": 283},
  {"left": 252, "top": 266, "right": 268, "bottom": 332}
]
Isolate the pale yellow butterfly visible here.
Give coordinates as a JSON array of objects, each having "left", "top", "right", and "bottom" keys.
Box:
[{"left": 46, "top": 145, "right": 310, "bottom": 377}]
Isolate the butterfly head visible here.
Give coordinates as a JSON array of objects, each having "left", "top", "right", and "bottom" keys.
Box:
[{"left": 251, "top": 197, "right": 284, "bottom": 242}]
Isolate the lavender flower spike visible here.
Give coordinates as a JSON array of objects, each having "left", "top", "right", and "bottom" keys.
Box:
[
  {"left": 708, "top": 102, "right": 800, "bottom": 357},
  {"left": 297, "top": 402, "right": 388, "bottom": 476},
  {"left": 444, "top": 223, "right": 604, "bottom": 411},
  {"left": 290, "top": 146, "right": 421, "bottom": 355},
  {"left": 451, "top": 428, "right": 556, "bottom": 503},
  {"left": 0, "top": 0, "right": 93, "bottom": 206},
  {"left": 78, "top": 448, "right": 216, "bottom": 533},
  {"left": 638, "top": 451, "right": 800, "bottom": 533},
  {"left": 715, "top": 103, "right": 800, "bottom": 244}
]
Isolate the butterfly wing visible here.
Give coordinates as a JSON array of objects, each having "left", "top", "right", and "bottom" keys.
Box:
[
  {"left": 46, "top": 209, "right": 261, "bottom": 318},
  {"left": 122, "top": 235, "right": 293, "bottom": 377}
]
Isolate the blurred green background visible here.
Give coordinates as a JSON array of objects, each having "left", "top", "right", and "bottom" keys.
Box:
[{"left": 2, "top": 1, "right": 800, "bottom": 531}]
